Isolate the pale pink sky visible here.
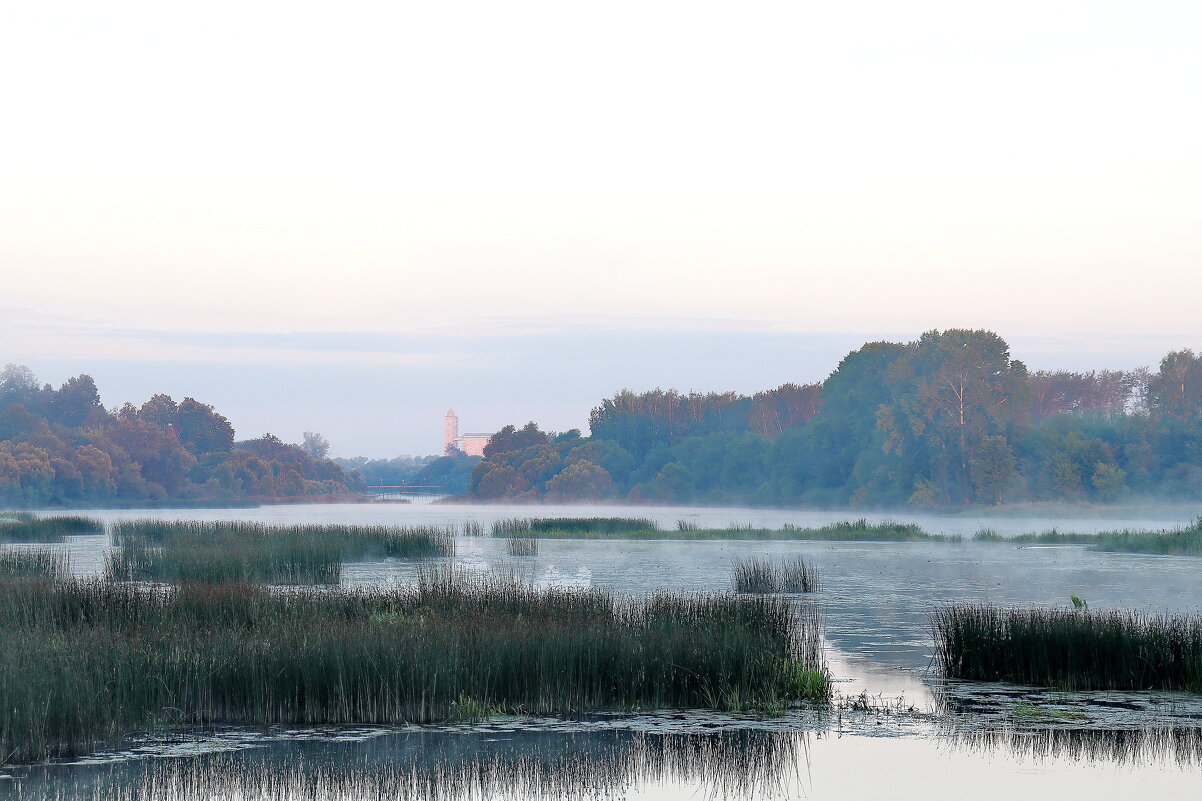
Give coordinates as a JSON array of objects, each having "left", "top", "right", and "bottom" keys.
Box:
[{"left": 2, "top": 1, "right": 1199, "bottom": 454}]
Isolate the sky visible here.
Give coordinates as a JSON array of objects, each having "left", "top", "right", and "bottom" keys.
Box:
[{"left": 2, "top": 1, "right": 1200, "bottom": 457}]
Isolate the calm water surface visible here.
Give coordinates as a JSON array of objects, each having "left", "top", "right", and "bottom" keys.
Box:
[{"left": 3, "top": 502, "right": 1201, "bottom": 799}]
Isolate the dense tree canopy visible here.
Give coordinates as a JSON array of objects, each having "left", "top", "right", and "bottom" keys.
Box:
[
  {"left": 464, "top": 330, "right": 1202, "bottom": 507},
  {"left": 0, "top": 365, "right": 364, "bottom": 507}
]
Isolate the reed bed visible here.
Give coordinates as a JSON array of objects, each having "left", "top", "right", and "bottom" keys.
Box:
[
  {"left": 462, "top": 520, "right": 486, "bottom": 537},
  {"left": 106, "top": 520, "right": 456, "bottom": 584},
  {"left": 0, "top": 569, "right": 828, "bottom": 763},
  {"left": 732, "top": 556, "right": 819, "bottom": 594},
  {"left": 0, "top": 548, "right": 70, "bottom": 579},
  {"left": 1093, "top": 518, "right": 1202, "bottom": 556},
  {"left": 973, "top": 528, "right": 1098, "bottom": 544},
  {"left": 492, "top": 517, "right": 660, "bottom": 537},
  {"left": 491, "top": 517, "right": 957, "bottom": 542},
  {"left": 506, "top": 537, "right": 538, "bottom": 556},
  {"left": 0, "top": 514, "right": 104, "bottom": 542},
  {"left": 932, "top": 604, "right": 1202, "bottom": 692}
]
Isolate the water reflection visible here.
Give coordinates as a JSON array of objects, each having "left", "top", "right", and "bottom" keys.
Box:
[
  {"left": 943, "top": 725, "right": 1202, "bottom": 769},
  {"left": 1, "top": 729, "right": 808, "bottom": 801}
]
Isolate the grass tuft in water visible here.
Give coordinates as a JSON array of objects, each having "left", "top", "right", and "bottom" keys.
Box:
[
  {"left": 932, "top": 604, "right": 1202, "bottom": 692},
  {"left": 506, "top": 537, "right": 538, "bottom": 556},
  {"left": 732, "top": 556, "right": 819, "bottom": 593}
]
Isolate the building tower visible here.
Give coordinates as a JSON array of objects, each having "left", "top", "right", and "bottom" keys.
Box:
[{"left": 444, "top": 409, "right": 459, "bottom": 455}]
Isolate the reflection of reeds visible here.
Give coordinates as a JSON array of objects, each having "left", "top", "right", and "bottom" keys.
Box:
[
  {"left": 933, "top": 604, "right": 1202, "bottom": 691},
  {"left": 944, "top": 726, "right": 1202, "bottom": 769},
  {"left": 0, "top": 515, "right": 104, "bottom": 542},
  {"left": 506, "top": 537, "right": 538, "bottom": 556},
  {"left": 105, "top": 521, "right": 455, "bottom": 585},
  {"left": 9, "top": 729, "right": 809, "bottom": 801},
  {"left": 0, "top": 548, "right": 69, "bottom": 579},
  {"left": 733, "top": 556, "right": 818, "bottom": 593},
  {"left": 0, "top": 569, "right": 827, "bottom": 763}
]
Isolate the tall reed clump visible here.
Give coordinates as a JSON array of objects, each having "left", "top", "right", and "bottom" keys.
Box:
[
  {"left": 932, "top": 604, "right": 1202, "bottom": 692},
  {"left": 0, "top": 548, "right": 70, "bottom": 579},
  {"left": 0, "top": 569, "right": 828, "bottom": 763},
  {"left": 733, "top": 556, "right": 819, "bottom": 594},
  {"left": 492, "top": 518, "right": 660, "bottom": 538},
  {"left": 506, "top": 537, "right": 538, "bottom": 556},
  {"left": 106, "top": 520, "right": 455, "bottom": 585},
  {"left": 1093, "top": 517, "right": 1202, "bottom": 556},
  {"left": 0, "top": 514, "right": 104, "bottom": 542},
  {"left": 462, "top": 520, "right": 485, "bottom": 537}
]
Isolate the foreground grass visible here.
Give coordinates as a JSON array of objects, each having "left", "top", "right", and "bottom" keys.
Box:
[
  {"left": 106, "top": 520, "right": 456, "bottom": 584},
  {"left": 933, "top": 604, "right": 1202, "bottom": 692},
  {"left": 0, "top": 514, "right": 104, "bottom": 542},
  {"left": 0, "top": 568, "right": 828, "bottom": 763},
  {"left": 491, "top": 517, "right": 959, "bottom": 542}
]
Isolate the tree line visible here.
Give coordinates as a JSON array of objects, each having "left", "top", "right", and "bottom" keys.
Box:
[
  {"left": 465, "top": 330, "right": 1202, "bottom": 507},
  {"left": 0, "top": 365, "right": 364, "bottom": 507}
]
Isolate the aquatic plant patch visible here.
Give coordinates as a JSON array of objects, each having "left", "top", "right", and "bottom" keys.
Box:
[
  {"left": 0, "top": 569, "right": 828, "bottom": 763},
  {"left": 933, "top": 604, "right": 1202, "bottom": 692}
]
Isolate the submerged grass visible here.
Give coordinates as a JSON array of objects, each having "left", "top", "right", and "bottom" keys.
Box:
[
  {"left": 932, "top": 604, "right": 1202, "bottom": 692},
  {"left": 106, "top": 520, "right": 455, "bottom": 585},
  {"left": 732, "top": 556, "right": 819, "bottom": 594},
  {"left": 0, "top": 568, "right": 828, "bottom": 763},
  {"left": 0, "top": 514, "right": 104, "bottom": 543},
  {"left": 491, "top": 517, "right": 958, "bottom": 542}
]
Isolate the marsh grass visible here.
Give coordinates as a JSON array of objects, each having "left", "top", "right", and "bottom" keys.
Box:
[
  {"left": 973, "top": 528, "right": 1098, "bottom": 544},
  {"left": 491, "top": 517, "right": 958, "bottom": 542},
  {"left": 0, "top": 569, "right": 828, "bottom": 763},
  {"left": 1093, "top": 517, "right": 1202, "bottom": 556},
  {"left": 0, "top": 548, "right": 69, "bottom": 579},
  {"left": 0, "top": 514, "right": 104, "bottom": 542},
  {"left": 733, "top": 556, "right": 819, "bottom": 594},
  {"left": 932, "top": 604, "right": 1202, "bottom": 692},
  {"left": 492, "top": 517, "right": 659, "bottom": 537},
  {"left": 106, "top": 521, "right": 455, "bottom": 585},
  {"left": 506, "top": 537, "right": 538, "bottom": 556},
  {"left": 462, "top": 520, "right": 486, "bottom": 537}
]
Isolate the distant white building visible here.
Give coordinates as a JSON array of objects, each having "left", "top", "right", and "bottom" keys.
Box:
[{"left": 444, "top": 409, "right": 490, "bottom": 456}]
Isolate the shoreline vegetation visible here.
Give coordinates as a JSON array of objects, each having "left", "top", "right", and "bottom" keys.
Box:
[
  {"left": 4, "top": 512, "right": 1202, "bottom": 556},
  {"left": 489, "top": 517, "right": 960, "bottom": 542},
  {"left": 933, "top": 604, "right": 1202, "bottom": 692},
  {"left": 0, "top": 566, "right": 829, "bottom": 764}
]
